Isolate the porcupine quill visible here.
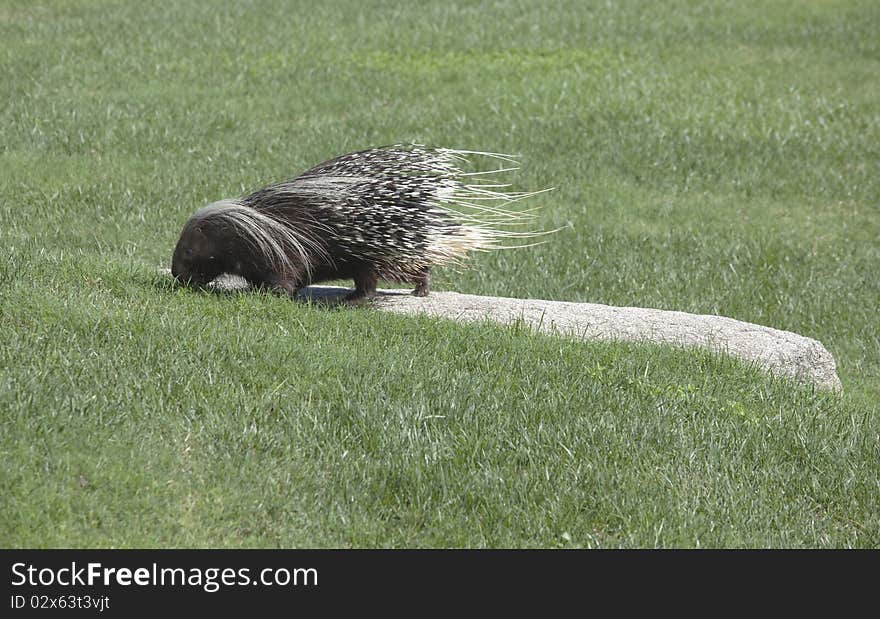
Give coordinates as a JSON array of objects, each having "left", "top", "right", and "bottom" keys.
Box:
[{"left": 171, "top": 145, "right": 554, "bottom": 302}]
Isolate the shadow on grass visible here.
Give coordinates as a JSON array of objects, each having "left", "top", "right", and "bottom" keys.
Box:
[{"left": 152, "top": 267, "right": 414, "bottom": 308}]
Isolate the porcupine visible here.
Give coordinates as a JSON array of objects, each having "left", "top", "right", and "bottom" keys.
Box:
[{"left": 171, "top": 145, "right": 551, "bottom": 302}]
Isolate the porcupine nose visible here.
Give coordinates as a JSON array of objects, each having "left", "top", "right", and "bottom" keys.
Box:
[{"left": 171, "top": 258, "right": 191, "bottom": 283}]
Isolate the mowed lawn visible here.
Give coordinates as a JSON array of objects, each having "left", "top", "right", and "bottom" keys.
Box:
[{"left": 1, "top": 0, "right": 878, "bottom": 547}]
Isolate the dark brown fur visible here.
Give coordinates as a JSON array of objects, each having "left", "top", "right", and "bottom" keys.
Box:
[{"left": 171, "top": 207, "right": 431, "bottom": 302}]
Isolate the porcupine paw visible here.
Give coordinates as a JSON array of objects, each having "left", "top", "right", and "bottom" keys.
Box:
[
  {"left": 411, "top": 271, "right": 431, "bottom": 297},
  {"left": 274, "top": 285, "right": 300, "bottom": 299},
  {"left": 259, "top": 277, "right": 299, "bottom": 298},
  {"left": 343, "top": 290, "right": 376, "bottom": 306}
]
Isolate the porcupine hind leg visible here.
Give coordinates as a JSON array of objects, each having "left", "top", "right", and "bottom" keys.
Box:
[
  {"left": 345, "top": 266, "right": 378, "bottom": 304},
  {"left": 412, "top": 268, "right": 431, "bottom": 297}
]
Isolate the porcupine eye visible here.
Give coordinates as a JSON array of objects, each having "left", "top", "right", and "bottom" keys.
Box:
[{"left": 197, "top": 254, "right": 222, "bottom": 283}]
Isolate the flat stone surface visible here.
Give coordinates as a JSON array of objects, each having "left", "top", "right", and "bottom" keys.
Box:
[{"left": 171, "top": 271, "right": 843, "bottom": 391}]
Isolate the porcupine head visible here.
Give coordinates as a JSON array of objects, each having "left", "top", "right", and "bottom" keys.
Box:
[
  {"left": 171, "top": 199, "right": 304, "bottom": 289},
  {"left": 170, "top": 203, "right": 231, "bottom": 286},
  {"left": 171, "top": 200, "right": 309, "bottom": 290}
]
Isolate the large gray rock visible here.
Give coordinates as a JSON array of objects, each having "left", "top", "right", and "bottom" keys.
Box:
[
  {"left": 372, "top": 288, "right": 841, "bottom": 392},
  {"left": 179, "top": 271, "right": 843, "bottom": 391}
]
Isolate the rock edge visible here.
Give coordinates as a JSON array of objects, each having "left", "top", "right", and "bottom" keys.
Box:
[{"left": 169, "top": 271, "right": 843, "bottom": 391}]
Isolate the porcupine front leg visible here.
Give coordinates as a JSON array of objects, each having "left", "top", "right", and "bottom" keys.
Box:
[
  {"left": 345, "top": 266, "right": 378, "bottom": 304},
  {"left": 245, "top": 267, "right": 300, "bottom": 298},
  {"left": 412, "top": 268, "right": 431, "bottom": 297},
  {"left": 269, "top": 277, "right": 300, "bottom": 298}
]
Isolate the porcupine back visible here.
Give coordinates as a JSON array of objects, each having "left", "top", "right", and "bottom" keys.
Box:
[{"left": 238, "top": 145, "right": 551, "bottom": 283}]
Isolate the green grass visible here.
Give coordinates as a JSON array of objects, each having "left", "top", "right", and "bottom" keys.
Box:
[{"left": 1, "top": 0, "right": 878, "bottom": 547}]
